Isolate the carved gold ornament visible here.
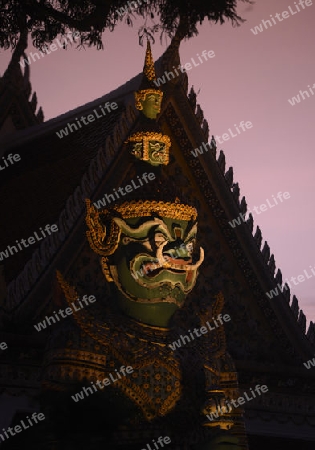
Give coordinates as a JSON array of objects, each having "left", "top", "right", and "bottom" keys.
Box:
[{"left": 126, "top": 131, "right": 170, "bottom": 165}]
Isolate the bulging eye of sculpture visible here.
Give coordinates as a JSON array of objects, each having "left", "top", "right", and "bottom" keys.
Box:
[
  {"left": 154, "top": 232, "right": 168, "bottom": 248},
  {"left": 122, "top": 237, "right": 133, "bottom": 245},
  {"left": 185, "top": 239, "right": 195, "bottom": 255}
]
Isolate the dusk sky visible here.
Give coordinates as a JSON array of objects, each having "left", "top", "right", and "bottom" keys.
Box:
[{"left": 1, "top": 0, "right": 315, "bottom": 324}]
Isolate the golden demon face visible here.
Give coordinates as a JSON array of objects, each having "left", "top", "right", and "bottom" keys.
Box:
[
  {"left": 126, "top": 132, "right": 171, "bottom": 167},
  {"left": 85, "top": 200, "right": 204, "bottom": 326}
]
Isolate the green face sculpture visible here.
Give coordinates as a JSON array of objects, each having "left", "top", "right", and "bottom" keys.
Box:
[
  {"left": 86, "top": 201, "right": 204, "bottom": 327},
  {"left": 139, "top": 93, "right": 162, "bottom": 119},
  {"left": 109, "top": 216, "right": 204, "bottom": 326}
]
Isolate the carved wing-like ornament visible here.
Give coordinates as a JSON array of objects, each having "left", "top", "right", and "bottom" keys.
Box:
[{"left": 85, "top": 199, "right": 121, "bottom": 256}]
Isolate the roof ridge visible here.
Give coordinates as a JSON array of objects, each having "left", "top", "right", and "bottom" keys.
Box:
[
  {"left": 181, "top": 85, "right": 315, "bottom": 347},
  {"left": 189, "top": 115, "right": 315, "bottom": 346},
  {"left": 0, "top": 50, "right": 170, "bottom": 151},
  {"left": 0, "top": 30, "right": 44, "bottom": 136}
]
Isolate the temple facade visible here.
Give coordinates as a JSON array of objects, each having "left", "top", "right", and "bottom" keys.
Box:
[{"left": 0, "top": 36, "right": 314, "bottom": 450}]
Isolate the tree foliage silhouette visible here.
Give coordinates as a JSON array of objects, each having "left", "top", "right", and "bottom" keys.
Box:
[{"left": 0, "top": 0, "right": 252, "bottom": 51}]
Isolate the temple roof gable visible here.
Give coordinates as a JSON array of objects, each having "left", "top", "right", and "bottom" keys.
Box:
[{"left": 1, "top": 38, "right": 314, "bottom": 365}]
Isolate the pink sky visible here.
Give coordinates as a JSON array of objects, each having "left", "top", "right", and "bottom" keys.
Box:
[{"left": 1, "top": 0, "right": 315, "bottom": 324}]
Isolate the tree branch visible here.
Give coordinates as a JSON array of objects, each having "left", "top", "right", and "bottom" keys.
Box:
[{"left": 23, "top": 1, "right": 112, "bottom": 32}]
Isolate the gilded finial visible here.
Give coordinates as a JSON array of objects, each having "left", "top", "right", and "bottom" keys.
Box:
[
  {"left": 130, "top": 40, "right": 169, "bottom": 165},
  {"left": 134, "top": 41, "right": 163, "bottom": 120},
  {"left": 143, "top": 40, "right": 156, "bottom": 81}
]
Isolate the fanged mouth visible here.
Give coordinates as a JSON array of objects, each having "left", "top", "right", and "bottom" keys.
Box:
[
  {"left": 156, "top": 244, "right": 205, "bottom": 274},
  {"left": 134, "top": 246, "right": 204, "bottom": 283},
  {"left": 139, "top": 259, "right": 196, "bottom": 284},
  {"left": 143, "top": 265, "right": 187, "bottom": 278},
  {"left": 141, "top": 257, "right": 192, "bottom": 277}
]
